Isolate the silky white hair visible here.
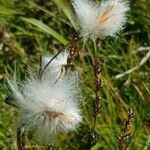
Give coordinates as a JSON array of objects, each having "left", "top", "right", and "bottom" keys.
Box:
[
  {"left": 42, "top": 50, "right": 69, "bottom": 76},
  {"left": 72, "top": 0, "right": 130, "bottom": 38},
  {"left": 8, "top": 54, "right": 82, "bottom": 143}
]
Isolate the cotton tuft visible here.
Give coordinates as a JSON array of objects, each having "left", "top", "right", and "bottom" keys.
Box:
[
  {"left": 72, "top": 0, "right": 130, "bottom": 38},
  {"left": 42, "top": 50, "right": 69, "bottom": 77},
  {"left": 8, "top": 59, "right": 82, "bottom": 143}
]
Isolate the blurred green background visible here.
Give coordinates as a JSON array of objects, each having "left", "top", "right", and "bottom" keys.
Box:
[{"left": 0, "top": 0, "right": 150, "bottom": 149}]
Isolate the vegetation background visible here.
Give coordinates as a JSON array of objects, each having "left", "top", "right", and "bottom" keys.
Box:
[{"left": 0, "top": 0, "right": 149, "bottom": 149}]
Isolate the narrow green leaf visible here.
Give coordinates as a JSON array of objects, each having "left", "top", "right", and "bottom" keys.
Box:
[
  {"left": 27, "top": 1, "right": 54, "bottom": 17},
  {"left": 20, "top": 17, "right": 69, "bottom": 45},
  {"left": 52, "top": 0, "right": 78, "bottom": 29},
  {"left": 0, "top": 6, "right": 20, "bottom": 15},
  {"left": 27, "top": 1, "right": 69, "bottom": 25}
]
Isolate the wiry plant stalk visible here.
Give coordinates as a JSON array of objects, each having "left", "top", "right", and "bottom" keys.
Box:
[
  {"left": 16, "top": 128, "right": 23, "bottom": 150},
  {"left": 38, "top": 32, "right": 80, "bottom": 80},
  {"left": 38, "top": 56, "right": 42, "bottom": 79},
  {"left": 54, "top": 45, "right": 78, "bottom": 84},
  {"left": 118, "top": 107, "right": 134, "bottom": 150},
  {"left": 65, "top": 46, "right": 78, "bottom": 70},
  {"left": 38, "top": 49, "right": 64, "bottom": 80},
  {"left": 90, "top": 57, "right": 102, "bottom": 146}
]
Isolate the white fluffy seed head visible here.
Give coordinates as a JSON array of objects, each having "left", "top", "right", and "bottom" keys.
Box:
[
  {"left": 8, "top": 68, "right": 82, "bottom": 143},
  {"left": 42, "top": 50, "right": 69, "bottom": 77},
  {"left": 72, "top": 0, "right": 99, "bottom": 37},
  {"left": 72, "top": 0, "right": 130, "bottom": 38}
]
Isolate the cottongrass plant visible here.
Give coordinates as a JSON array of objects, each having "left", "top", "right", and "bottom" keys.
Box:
[
  {"left": 72, "top": 0, "right": 130, "bottom": 38},
  {"left": 72, "top": 0, "right": 130, "bottom": 147},
  {"left": 7, "top": 0, "right": 131, "bottom": 148},
  {"left": 8, "top": 52, "right": 82, "bottom": 144}
]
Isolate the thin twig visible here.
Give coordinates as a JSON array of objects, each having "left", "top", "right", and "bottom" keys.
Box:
[{"left": 114, "top": 50, "right": 150, "bottom": 79}]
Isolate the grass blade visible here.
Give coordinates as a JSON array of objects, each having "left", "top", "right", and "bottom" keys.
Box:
[
  {"left": 20, "top": 17, "right": 69, "bottom": 45},
  {"left": 52, "top": 0, "right": 78, "bottom": 29}
]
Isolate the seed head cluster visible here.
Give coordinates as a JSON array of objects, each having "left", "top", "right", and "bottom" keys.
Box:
[
  {"left": 9, "top": 51, "right": 82, "bottom": 143},
  {"left": 72, "top": 0, "right": 130, "bottom": 38}
]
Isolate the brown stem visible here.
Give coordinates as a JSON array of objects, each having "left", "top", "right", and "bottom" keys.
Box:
[
  {"left": 17, "top": 128, "right": 23, "bottom": 150},
  {"left": 93, "top": 58, "right": 101, "bottom": 128},
  {"left": 38, "top": 32, "right": 80, "bottom": 80},
  {"left": 38, "top": 56, "right": 42, "bottom": 79},
  {"left": 65, "top": 46, "right": 78, "bottom": 70},
  {"left": 118, "top": 107, "right": 134, "bottom": 150},
  {"left": 90, "top": 58, "right": 102, "bottom": 146},
  {"left": 53, "top": 45, "right": 78, "bottom": 84}
]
